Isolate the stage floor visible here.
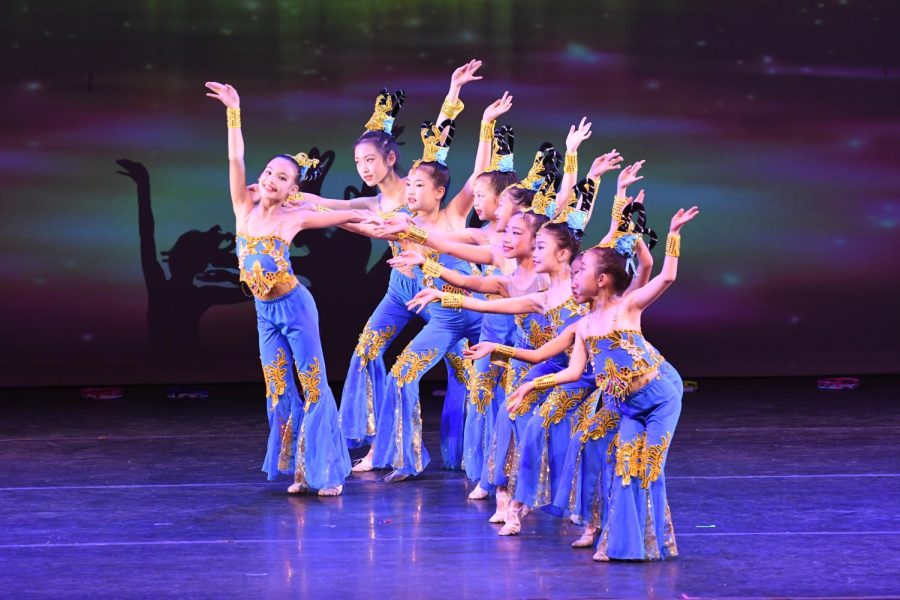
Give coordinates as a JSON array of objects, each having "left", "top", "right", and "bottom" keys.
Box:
[{"left": 1, "top": 378, "right": 898, "bottom": 599}]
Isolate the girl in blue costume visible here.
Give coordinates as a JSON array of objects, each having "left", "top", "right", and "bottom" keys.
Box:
[
  {"left": 205, "top": 81, "right": 370, "bottom": 496},
  {"left": 467, "top": 161, "right": 655, "bottom": 540},
  {"left": 342, "top": 85, "right": 513, "bottom": 473},
  {"left": 365, "top": 117, "right": 496, "bottom": 482},
  {"left": 302, "top": 61, "right": 490, "bottom": 473},
  {"left": 396, "top": 122, "right": 602, "bottom": 500},
  {"left": 509, "top": 204, "right": 699, "bottom": 561},
  {"left": 390, "top": 200, "right": 546, "bottom": 493}
]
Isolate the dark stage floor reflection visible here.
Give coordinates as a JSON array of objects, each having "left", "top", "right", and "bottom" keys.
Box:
[{"left": 1, "top": 378, "right": 898, "bottom": 598}]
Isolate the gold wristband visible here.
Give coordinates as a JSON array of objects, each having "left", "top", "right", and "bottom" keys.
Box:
[
  {"left": 490, "top": 344, "right": 516, "bottom": 364},
  {"left": 666, "top": 234, "right": 681, "bottom": 258},
  {"left": 494, "top": 344, "right": 516, "bottom": 358},
  {"left": 564, "top": 152, "right": 578, "bottom": 175},
  {"left": 226, "top": 107, "right": 241, "bottom": 128},
  {"left": 398, "top": 223, "right": 428, "bottom": 245},
  {"left": 611, "top": 196, "right": 628, "bottom": 221},
  {"left": 441, "top": 293, "right": 464, "bottom": 309},
  {"left": 480, "top": 120, "right": 495, "bottom": 142},
  {"left": 422, "top": 258, "right": 444, "bottom": 279},
  {"left": 533, "top": 374, "right": 558, "bottom": 391},
  {"left": 441, "top": 97, "right": 465, "bottom": 120}
]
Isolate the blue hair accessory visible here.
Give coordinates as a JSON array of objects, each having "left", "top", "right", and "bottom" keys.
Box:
[{"left": 614, "top": 233, "right": 640, "bottom": 275}]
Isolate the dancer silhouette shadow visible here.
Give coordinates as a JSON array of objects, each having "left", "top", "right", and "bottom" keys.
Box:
[
  {"left": 117, "top": 149, "right": 391, "bottom": 367},
  {"left": 117, "top": 158, "right": 248, "bottom": 361}
]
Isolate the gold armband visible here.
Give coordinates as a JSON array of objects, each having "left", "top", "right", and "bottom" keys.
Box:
[
  {"left": 398, "top": 223, "right": 428, "bottom": 245},
  {"left": 665, "top": 234, "right": 681, "bottom": 258},
  {"left": 564, "top": 152, "right": 578, "bottom": 175},
  {"left": 441, "top": 97, "right": 465, "bottom": 120},
  {"left": 422, "top": 258, "right": 444, "bottom": 278},
  {"left": 480, "top": 120, "right": 495, "bottom": 142},
  {"left": 226, "top": 107, "right": 241, "bottom": 129},
  {"left": 441, "top": 293, "right": 464, "bottom": 309},
  {"left": 611, "top": 196, "right": 628, "bottom": 221},
  {"left": 315, "top": 204, "right": 331, "bottom": 213},
  {"left": 533, "top": 374, "right": 558, "bottom": 391}
]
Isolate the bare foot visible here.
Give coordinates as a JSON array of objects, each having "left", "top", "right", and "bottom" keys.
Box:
[
  {"left": 318, "top": 485, "right": 343, "bottom": 497},
  {"left": 383, "top": 470, "right": 410, "bottom": 483},
  {"left": 287, "top": 483, "right": 308, "bottom": 494},
  {"left": 468, "top": 484, "right": 489, "bottom": 500},
  {"left": 571, "top": 527, "right": 598, "bottom": 548}
]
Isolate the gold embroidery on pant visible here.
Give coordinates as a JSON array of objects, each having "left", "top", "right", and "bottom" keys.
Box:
[
  {"left": 581, "top": 408, "right": 621, "bottom": 441},
  {"left": 470, "top": 365, "right": 501, "bottom": 415},
  {"left": 391, "top": 345, "right": 439, "bottom": 388},
  {"left": 510, "top": 389, "right": 539, "bottom": 419},
  {"left": 640, "top": 432, "right": 671, "bottom": 489},
  {"left": 355, "top": 322, "right": 397, "bottom": 370},
  {"left": 571, "top": 398, "right": 596, "bottom": 437},
  {"left": 446, "top": 344, "right": 473, "bottom": 386},
  {"left": 615, "top": 432, "right": 644, "bottom": 487},
  {"left": 296, "top": 357, "right": 322, "bottom": 412},
  {"left": 277, "top": 415, "right": 293, "bottom": 472},
  {"left": 262, "top": 347, "right": 289, "bottom": 410},
  {"left": 538, "top": 387, "right": 588, "bottom": 429}
]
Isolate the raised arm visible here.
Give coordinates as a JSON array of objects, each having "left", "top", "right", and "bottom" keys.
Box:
[
  {"left": 627, "top": 236, "right": 654, "bottom": 293},
  {"left": 446, "top": 91, "right": 514, "bottom": 222},
  {"left": 205, "top": 82, "right": 254, "bottom": 219},
  {"left": 580, "top": 150, "right": 623, "bottom": 223},
  {"left": 553, "top": 118, "right": 593, "bottom": 219},
  {"left": 627, "top": 207, "right": 699, "bottom": 311}
]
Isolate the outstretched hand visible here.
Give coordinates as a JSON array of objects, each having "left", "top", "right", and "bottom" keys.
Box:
[
  {"left": 506, "top": 383, "right": 534, "bottom": 414},
  {"left": 463, "top": 342, "right": 497, "bottom": 361},
  {"left": 588, "top": 150, "right": 623, "bottom": 179},
  {"left": 565, "top": 117, "right": 593, "bottom": 153},
  {"left": 669, "top": 206, "right": 700, "bottom": 233},
  {"left": 406, "top": 288, "right": 443, "bottom": 314},
  {"left": 205, "top": 81, "right": 240, "bottom": 108},
  {"left": 450, "top": 59, "right": 483, "bottom": 89},
  {"left": 373, "top": 214, "right": 413, "bottom": 237},
  {"left": 387, "top": 250, "right": 426, "bottom": 271},
  {"left": 115, "top": 159, "right": 149, "bottom": 186},
  {"left": 482, "top": 91, "right": 513, "bottom": 123},
  {"left": 617, "top": 160, "right": 645, "bottom": 192}
]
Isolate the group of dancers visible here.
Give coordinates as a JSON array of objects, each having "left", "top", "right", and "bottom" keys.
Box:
[{"left": 204, "top": 59, "right": 699, "bottom": 562}]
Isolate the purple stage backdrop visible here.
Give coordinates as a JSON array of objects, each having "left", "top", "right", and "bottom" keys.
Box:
[{"left": 1, "top": 1, "right": 898, "bottom": 386}]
